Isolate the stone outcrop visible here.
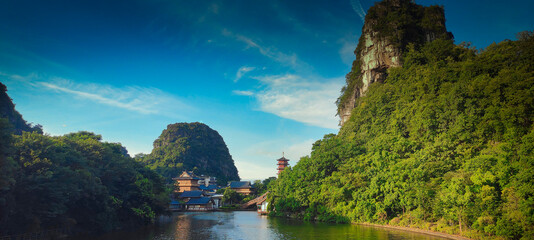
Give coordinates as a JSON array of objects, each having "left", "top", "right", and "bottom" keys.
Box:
[
  {"left": 141, "top": 122, "right": 240, "bottom": 184},
  {"left": 339, "top": 25, "right": 402, "bottom": 125},
  {"left": 337, "top": 0, "right": 452, "bottom": 126}
]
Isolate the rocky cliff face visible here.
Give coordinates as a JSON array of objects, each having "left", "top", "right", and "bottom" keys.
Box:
[
  {"left": 337, "top": 0, "right": 452, "bottom": 126},
  {"left": 338, "top": 24, "right": 402, "bottom": 125},
  {"left": 140, "top": 122, "right": 240, "bottom": 184}
]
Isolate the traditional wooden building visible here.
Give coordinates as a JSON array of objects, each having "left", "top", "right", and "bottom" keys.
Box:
[
  {"left": 177, "top": 191, "right": 215, "bottom": 211},
  {"left": 174, "top": 171, "right": 201, "bottom": 192},
  {"left": 199, "top": 184, "right": 219, "bottom": 194},
  {"left": 277, "top": 155, "right": 290, "bottom": 175},
  {"left": 178, "top": 190, "right": 204, "bottom": 202},
  {"left": 184, "top": 197, "right": 214, "bottom": 211},
  {"left": 228, "top": 181, "right": 254, "bottom": 195},
  {"left": 170, "top": 171, "right": 221, "bottom": 211}
]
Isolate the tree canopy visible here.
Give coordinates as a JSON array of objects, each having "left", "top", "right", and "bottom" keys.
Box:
[
  {"left": 0, "top": 123, "right": 169, "bottom": 236},
  {"left": 270, "top": 32, "right": 534, "bottom": 239}
]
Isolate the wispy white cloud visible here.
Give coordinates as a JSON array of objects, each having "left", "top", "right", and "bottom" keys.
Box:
[
  {"left": 222, "top": 29, "right": 301, "bottom": 69},
  {"left": 350, "top": 0, "right": 367, "bottom": 23},
  {"left": 221, "top": 25, "right": 344, "bottom": 129},
  {"left": 234, "top": 66, "right": 255, "bottom": 82},
  {"left": 0, "top": 72, "right": 34, "bottom": 82},
  {"left": 41, "top": 81, "right": 153, "bottom": 114},
  {"left": 232, "top": 90, "right": 254, "bottom": 96},
  {"left": 2, "top": 72, "right": 189, "bottom": 116},
  {"left": 252, "top": 74, "right": 342, "bottom": 129},
  {"left": 42, "top": 78, "right": 188, "bottom": 115}
]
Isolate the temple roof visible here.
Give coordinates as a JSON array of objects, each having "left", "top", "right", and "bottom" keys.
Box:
[
  {"left": 173, "top": 171, "right": 202, "bottom": 180},
  {"left": 185, "top": 197, "right": 212, "bottom": 205},
  {"left": 277, "top": 156, "right": 289, "bottom": 162},
  {"left": 179, "top": 190, "right": 203, "bottom": 198}
]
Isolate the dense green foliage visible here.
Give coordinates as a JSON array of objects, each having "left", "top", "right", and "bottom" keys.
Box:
[
  {"left": 137, "top": 122, "right": 240, "bottom": 185},
  {"left": 366, "top": 0, "right": 450, "bottom": 49},
  {"left": 217, "top": 177, "right": 276, "bottom": 209},
  {"left": 222, "top": 188, "right": 243, "bottom": 206},
  {"left": 0, "top": 122, "right": 169, "bottom": 236},
  {"left": 337, "top": 0, "right": 452, "bottom": 116},
  {"left": 270, "top": 32, "right": 534, "bottom": 239},
  {"left": 253, "top": 177, "right": 276, "bottom": 196}
]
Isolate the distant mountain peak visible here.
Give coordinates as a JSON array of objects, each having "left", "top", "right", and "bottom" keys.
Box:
[{"left": 139, "top": 122, "right": 240, "bottom": 185}]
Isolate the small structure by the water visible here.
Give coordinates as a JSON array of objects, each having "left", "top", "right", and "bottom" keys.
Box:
[
  {"left": 258, "top": 199, "right": 269, "bottom": 215},
  {"left": 240, "top": 192, "right": 269, "bottom": 214},
  {"left": 170, "top": 170, "right": 223, "bottom": 211},
  {"left": 179, "top": 190, "right": 203, "bottom": 200},
  {"left": 228, "top": 181, "right": 254, "bottom": 195},
  {"left": 183, "top": 197, "right": 215, "bottom": 211},
  {"left": 277, "top": 154, "right": 290, "bottom": 175},
  {"left": 176, "top": 190, "right": 215, "bottom": 211}
]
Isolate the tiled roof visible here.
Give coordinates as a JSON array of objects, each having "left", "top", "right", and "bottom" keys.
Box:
[
  {"left": 173, "top": 171, "right": 202, "bottom": 180},
  {"left": 185, "top": 197, "right": 212, "bottom": 205},
  {"left": 179, "top": 190, "right": 203, "bottom": 198},
  {"left": 229, "top": 181, "right": 251, "bottom": 189},
  {"left": 174, "top": 176, "right": 202, "bottom": 180},
  {"left": 277, "top": 156, "right": 289, "bottom": 161}
]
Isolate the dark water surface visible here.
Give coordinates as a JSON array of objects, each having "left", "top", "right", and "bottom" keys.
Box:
[{"left": 74, "top": 211, "right": 447, "bottom": 240}]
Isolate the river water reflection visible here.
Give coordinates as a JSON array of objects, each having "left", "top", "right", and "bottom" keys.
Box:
[{"left": 78, "top": 211, "right": 447, "bottom": 240}]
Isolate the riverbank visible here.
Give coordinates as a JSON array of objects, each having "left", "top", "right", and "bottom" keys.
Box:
[{"left": 356, "top": 223, "right": 471, "bottom": 240}]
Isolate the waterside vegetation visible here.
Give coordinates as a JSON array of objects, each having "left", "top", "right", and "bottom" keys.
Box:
[
  {"left": 0, "top": 128, "right": 170, "bottom": 236},
  {"left": 0, "top": 88, "right": 170, "bottom": 236},
  {"left": 269, "top": 32, "right": 534, "bottom": 240}
]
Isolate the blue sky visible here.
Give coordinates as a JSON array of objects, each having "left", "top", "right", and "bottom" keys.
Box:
[{"left": 1, "top": 0, "right": 533, "bottom": 180}]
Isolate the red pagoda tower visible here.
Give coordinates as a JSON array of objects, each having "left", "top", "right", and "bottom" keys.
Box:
[{"left": 277, "top": 153, "right": 290, "bottom": 175}]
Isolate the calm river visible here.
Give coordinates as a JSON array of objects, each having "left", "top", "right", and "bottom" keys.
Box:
[{"left": 75, "top": 211, "right": 448, "bottom": 240}]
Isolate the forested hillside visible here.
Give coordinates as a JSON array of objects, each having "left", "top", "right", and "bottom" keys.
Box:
[
  {"left": 136, "top": 122, "right": 240, "bottom": 185},
  {"left": 269, "top": 29, "right": 534, "bottom": 239},
  {"left": 0, "top": 86, "right": 169, "bottom": 236},
  {"left": 337, "top": 0, "right": 452, "bottom": 125}
]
